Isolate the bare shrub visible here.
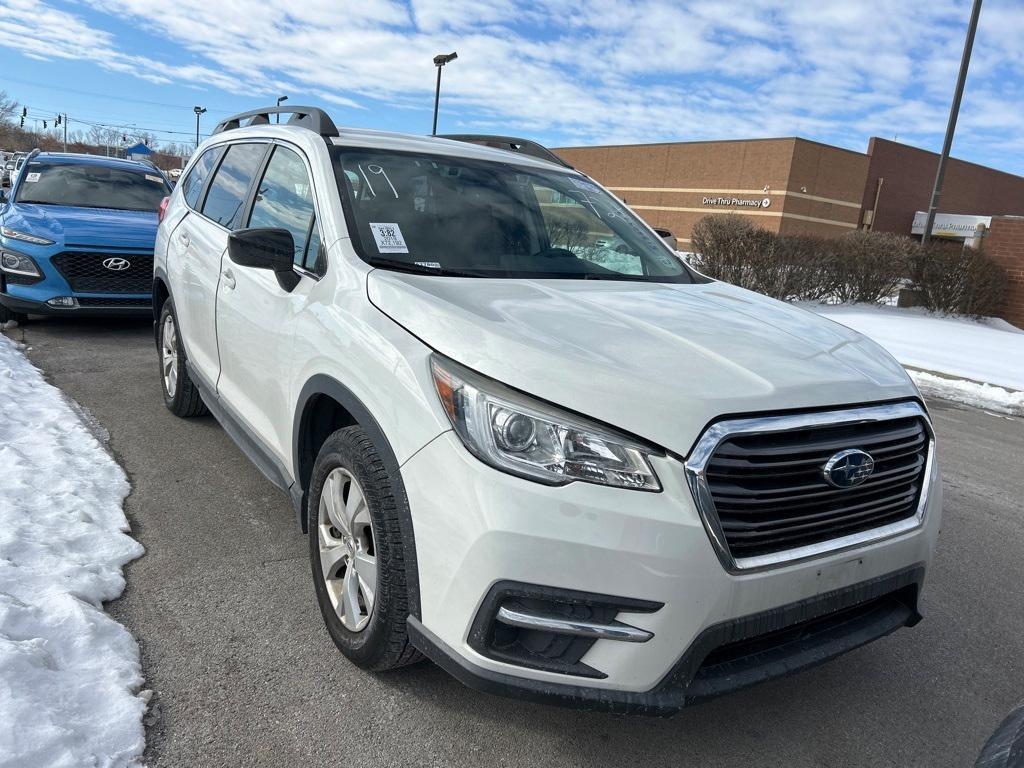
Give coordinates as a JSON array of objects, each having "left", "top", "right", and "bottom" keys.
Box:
[
  {"left": 690, "top": 214, "right": 1007, "bottom": 317},
  {"left": 827, "top": 231, "right": 914, "bottom": 304},
  {"left": 910, "top": 244, "right": 1008, "bottom": 318},
  {"left": 692, "top": 216, "right": 840, "bottom": 301},
  {"left": 689, "top": 214, "right": 760, "bottom": 285}
]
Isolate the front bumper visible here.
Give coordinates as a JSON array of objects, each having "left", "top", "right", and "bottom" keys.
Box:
[
  {"left": 0, "top": 290, "right": 151, "bottom": 317},
  {"left": 400, "top": 430, "right": 942, "bottom": 713}
]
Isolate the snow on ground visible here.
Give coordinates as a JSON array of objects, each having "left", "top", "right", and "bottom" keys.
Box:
[
  {"left": 908, "top": 370, "right": 1024, "bottom": 416},
  {"left": 0, "top": 334, "right": 145, "bottom": 768},
  {"left": 800, "top": 303, "right": 1024, "bottom": 415}
]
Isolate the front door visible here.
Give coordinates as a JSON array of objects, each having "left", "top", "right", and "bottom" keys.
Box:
[
  {"left": 176, "top": 141, "right": 268, "bottom": 385},
  {"left": 215, "top": 143, "right": 323, "bottom": 466}
]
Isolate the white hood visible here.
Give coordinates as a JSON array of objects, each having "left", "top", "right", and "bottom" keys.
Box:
[{"left": 367, "top": 272, "right": 918, "bottom": 455}]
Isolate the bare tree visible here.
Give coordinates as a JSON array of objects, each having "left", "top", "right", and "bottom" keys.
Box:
[
  {"left": 0, "top": 91, "right": 19, "bottom": 123},
  {"left": 86, "top": 125, "right": 121, "bottom": 153}
]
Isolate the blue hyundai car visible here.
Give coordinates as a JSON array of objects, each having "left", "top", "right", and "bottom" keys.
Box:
[{"left": 0, "top": 151, "right": 170, "bottom": 323}]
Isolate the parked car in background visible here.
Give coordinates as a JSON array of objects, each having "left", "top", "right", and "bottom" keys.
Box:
[
  {"left": 0, "top": 151, "right": 170, "bottom": 323},
  {"left": 154, "top": 106, "right": 941, "bottom": 714}
]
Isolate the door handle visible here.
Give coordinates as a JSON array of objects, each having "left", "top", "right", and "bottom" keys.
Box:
[
  {"left": 222, "top": 269, "right": 236, "bottom": 290},
  {"left": 178, "top": 231, "right": 191, "bottom": 247}
]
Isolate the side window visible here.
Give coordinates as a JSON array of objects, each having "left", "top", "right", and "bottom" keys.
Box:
[
  {"left": 302, "top": 219, "right": 324, "bottom": 274},
  {"left": 247, "top": 146, "right": 316, "bottom": 267},
  {"left": 201, "top": 143, "right": 266, "bottom": 228},
  {"left": 181, "top": 147, "right": 222, "bottom": 209}
]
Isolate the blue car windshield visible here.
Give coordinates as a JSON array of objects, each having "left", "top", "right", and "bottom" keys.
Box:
[{"left": 15, "top": 162, "right": 170, "bottom": 212}]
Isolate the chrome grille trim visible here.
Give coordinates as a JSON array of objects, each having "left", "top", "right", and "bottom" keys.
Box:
[{"left": 684, "top": 401, "right": 935, "bottom": 573}]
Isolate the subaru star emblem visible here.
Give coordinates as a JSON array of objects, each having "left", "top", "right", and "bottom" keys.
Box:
[
  {"left": 102, "top": 257, "right": 131, "bottom": 271},
  {"left": 822, "top": 448, "right": 875, "bottom": 489}
]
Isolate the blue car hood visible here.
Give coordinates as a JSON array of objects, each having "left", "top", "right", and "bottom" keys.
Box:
[{"left": 2, "top": 203, "right": 158, "bottom": 250}]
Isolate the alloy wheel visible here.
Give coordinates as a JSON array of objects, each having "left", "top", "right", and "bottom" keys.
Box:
[
  {"left": 317, "top": 467, "right": 378, "bottom": 632},
  {"left": 161, "top": 313, "right": 178, "bottom": 398}
]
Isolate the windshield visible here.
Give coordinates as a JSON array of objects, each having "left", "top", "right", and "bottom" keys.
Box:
[
  {"left": 15, "top": 162, "right": 170, "bottom": 211},
  {"left": 335, "top": 148, "right": 691, "bottom": 281}
]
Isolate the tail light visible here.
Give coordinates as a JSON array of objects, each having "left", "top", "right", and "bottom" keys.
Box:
[{"left": 158, "top": 196, "right": 170, "bottom": 223}]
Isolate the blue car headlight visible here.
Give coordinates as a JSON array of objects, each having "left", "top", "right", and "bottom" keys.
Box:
[
  {"left": 1, "top": 227, "right": 55, "bottom": 246},
  {"left": 0, "top": 249, "right": 42, "bottom": 277}
]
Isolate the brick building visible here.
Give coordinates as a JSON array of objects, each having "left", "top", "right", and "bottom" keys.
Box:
[
  {"left": 555, "top": 137, "right": 1024, "bottom": 248},
  {"left": 984, "top": 217, "right": 1024, "bottom": 329}
]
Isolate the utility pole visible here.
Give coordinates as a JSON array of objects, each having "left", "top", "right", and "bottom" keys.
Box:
[{"left": 921, "top": 0, "right": 983, "bottom": 247}]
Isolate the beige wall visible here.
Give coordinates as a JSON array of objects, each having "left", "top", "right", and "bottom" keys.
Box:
[{"left": 556, "top": 138, "right": 868, "bottom": 244}]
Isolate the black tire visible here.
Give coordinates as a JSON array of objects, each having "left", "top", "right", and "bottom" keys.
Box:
[
  {"left": 158, "top": 300, "right": 208, "bottom": 418},
  {"left": 0, "top": 304, "right": 27, "bottom": 324},
  {"left": 308, "top": 426, "right": 421, "bottom": 671}
]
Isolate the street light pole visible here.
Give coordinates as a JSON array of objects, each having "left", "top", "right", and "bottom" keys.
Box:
[
  {"left": 276, "top": 95, "right": 288, "bottom": 123},
  {"left": 193, "top": 106, "right": 207, "bottom": 149},
  {"left": 921, "top": 0, "right": 983, "bottom": 247},
  {"left": 431, "top": 51, "right": 458, "bottom": 135}
]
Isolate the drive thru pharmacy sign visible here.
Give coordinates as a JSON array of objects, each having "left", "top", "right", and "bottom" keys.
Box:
[{"left": 912, "top": 211, "right": 991, "bottom": 238}]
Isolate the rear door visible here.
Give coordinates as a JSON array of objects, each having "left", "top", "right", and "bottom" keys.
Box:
[
  {"left": 215, "top": 142, "right": 324, "bottom": 464},
  {"left": 174, "top": 142, "right": 268, "bottom": 385}
]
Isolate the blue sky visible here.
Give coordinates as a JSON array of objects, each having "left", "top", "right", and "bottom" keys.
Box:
[{"left": 1, "top": 0, "right": 1022, "bottom": 174}]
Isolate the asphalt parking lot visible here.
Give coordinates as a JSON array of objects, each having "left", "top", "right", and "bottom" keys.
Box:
[{"left": 6, "top": 317, "right": 1023, "bottom": 767}]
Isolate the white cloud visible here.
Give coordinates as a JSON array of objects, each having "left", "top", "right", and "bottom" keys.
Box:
[{"left": 1, "top": 0, "right": 1022, "bottom": 172}]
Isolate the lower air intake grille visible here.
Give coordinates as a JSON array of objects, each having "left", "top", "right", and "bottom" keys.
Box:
[
  {"left": 688, "top": 402, "right": 932, "bottom": 568},
  {"left": 77, "top": 297, "right": 152, "bottom": 308},
  {"left": 52, "top": 251, "right": 153, "bottom": 294}
]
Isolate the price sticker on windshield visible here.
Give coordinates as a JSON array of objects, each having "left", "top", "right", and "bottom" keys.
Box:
[
  {"left": 25, "top": 172, "right": 41, "bottom": 183},
  {"left": 369, "top": 222, "right": 409, "bottom": 254}
]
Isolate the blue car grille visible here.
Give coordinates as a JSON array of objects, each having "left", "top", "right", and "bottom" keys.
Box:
[{"left": 51, "top": 251, "right": 153, "bottom": 294}]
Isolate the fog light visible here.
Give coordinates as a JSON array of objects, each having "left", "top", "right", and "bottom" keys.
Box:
[{"left": 46, "top": 297, "right": 77, "bottom": 308}]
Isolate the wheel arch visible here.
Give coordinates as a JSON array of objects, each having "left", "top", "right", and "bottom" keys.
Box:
[
  {"left": 152, "top": 268, "right": 171, "bottom": 346},
  {"left": 293, "top": 374, "right": 421, "bottom": 619}
]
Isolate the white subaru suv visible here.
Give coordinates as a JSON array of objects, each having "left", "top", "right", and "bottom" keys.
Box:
[{"left": 154, "top": 106, "right": 941, "bottom": 714}]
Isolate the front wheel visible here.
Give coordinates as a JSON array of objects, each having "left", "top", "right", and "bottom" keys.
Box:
[
  {"left": 308, "top": 426, "right": 421, "bottom": 671},
  {"left": 158, "top": 300, "right": 208, "bottom": 417}
]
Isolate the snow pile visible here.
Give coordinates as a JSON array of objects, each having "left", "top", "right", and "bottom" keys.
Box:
[
  {"left": 0, "top": 334, "right": 145, "bottom": 768},
  {"left": 802, "top": 303, "right": 1024, "bottom": 415},
  {"left": 908, "top": 371, "right": 1024, "bottom": 415}
]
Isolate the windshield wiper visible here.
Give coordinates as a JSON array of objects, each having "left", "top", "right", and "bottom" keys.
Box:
[{"left": 367, "top": 258, "right": 491, "bottom": 278}]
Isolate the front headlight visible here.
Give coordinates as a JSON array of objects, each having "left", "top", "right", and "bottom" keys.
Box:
[
  {"left": 0, "top": 250, "right": 42, "bottom": 277},
  {"left": 431, "top": 355, "right": 661, "bottom": 491},
  {"left": 1, "top": 227, "right": 54, "bottom": 246}
]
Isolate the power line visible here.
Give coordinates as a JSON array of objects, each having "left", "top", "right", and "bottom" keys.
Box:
[
  {"left": 21, "top": 109, "right": 209, "bottom": 140},
  {"left": 2, "top": 74, "right": 235, "bottom": 115}
]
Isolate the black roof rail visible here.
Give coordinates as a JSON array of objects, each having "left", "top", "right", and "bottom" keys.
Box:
[
  {"left": 438, "top": 134, "right": 572, "bottom": 168},
  {"left": 213, "top": 106, "right": 339, "bottom": 138}
]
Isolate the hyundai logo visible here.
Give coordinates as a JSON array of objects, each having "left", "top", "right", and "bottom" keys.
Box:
[
  {"left": 822, "top": 449, "right": 875, "bottom": 489},
  {"left": 102, "top": 257, "right": 131, "bottom": 271}
]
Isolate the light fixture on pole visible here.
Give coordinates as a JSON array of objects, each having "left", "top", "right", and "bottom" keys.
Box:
[
  {"left": 193, "top": 106, "right": 207, "bottom": 148},
  {"left": 921, "top": 0, "right": 983, "bottom": 247},
  {"left": 431, "top": 51, "right": 458, "bottom": 136},
  {"left": 276, "top": 95, "right": 288, "bottom": 124}
]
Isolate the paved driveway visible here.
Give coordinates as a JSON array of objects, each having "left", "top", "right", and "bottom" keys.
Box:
[{"left": 7, "top": 317, "right": 1023, "bottom": 767}]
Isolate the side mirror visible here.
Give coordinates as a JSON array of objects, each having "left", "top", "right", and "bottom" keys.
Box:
[
  {"left": 653, "top": 227, "right": 677, "bottom": 251},
  {"left": 0, "top": 189, "right": 7, "bottom": 203},
  {"left": 228, "top": 228, "right": 300, "bottom": 291}
]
